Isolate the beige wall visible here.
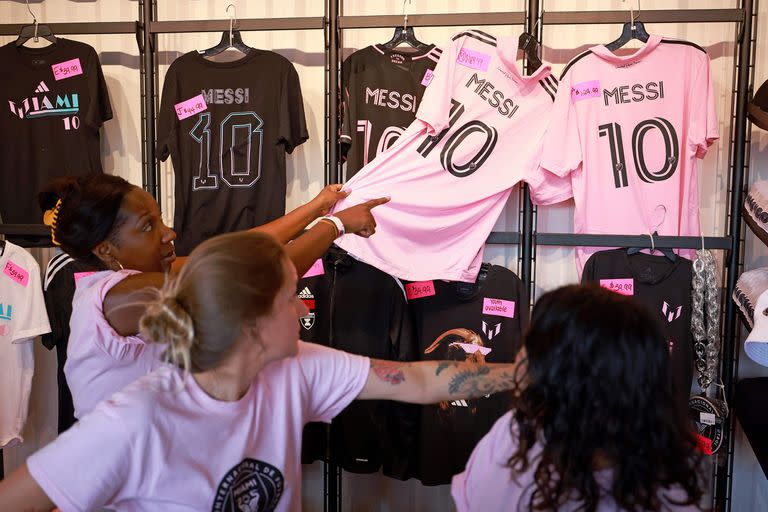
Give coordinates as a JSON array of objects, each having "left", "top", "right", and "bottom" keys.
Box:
[{"left": 1, "top": 0, "right": 766, "bottom": 510}]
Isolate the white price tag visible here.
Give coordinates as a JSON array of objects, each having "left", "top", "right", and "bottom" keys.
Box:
[{"left": 700, "top": 412, "right": 716, "bottom": 426}]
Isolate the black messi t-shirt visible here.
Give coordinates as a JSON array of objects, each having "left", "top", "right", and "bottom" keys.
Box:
[
  {"left": 340, "top": 44, "right": 440, "bottom": 180},
  {"left": 0, "top": 38, "right": 112, "bottom": 225},
  {"left": 297, "top": 246, "right": 416, "bottom": 479},
  {"left": 582, "top": 249, "right": 694, "bottom": 408},
  {"left": 406, "top": 264, "right": 525, "bottom": 485},
  {"left": 157, "top": 50, "right": 308, "bottom": 255}
]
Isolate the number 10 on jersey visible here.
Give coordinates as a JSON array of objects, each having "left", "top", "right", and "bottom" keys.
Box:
[{"left": 189, "top": 111, "right": 264, "bottom": 190}]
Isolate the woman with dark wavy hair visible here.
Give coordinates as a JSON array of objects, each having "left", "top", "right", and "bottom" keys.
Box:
[{"left": 452, "top": 284, "right": 702, "bottom": 512}]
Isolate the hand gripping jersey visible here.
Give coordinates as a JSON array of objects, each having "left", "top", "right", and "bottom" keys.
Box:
[
  {"left": 541, "top": 36, "right": 719, "bottom": 275},
  {"left": 158, "top": 51, "right": 309, "bottom": 256},
  {"left": 332, "top": 30, "right": 569, "bottom": 283},
  {"left": 582, "top": 249, "right": 694, "bottom": 410},
  {"left": 340, "top": 44, "right": 441, "bottom": 180}
]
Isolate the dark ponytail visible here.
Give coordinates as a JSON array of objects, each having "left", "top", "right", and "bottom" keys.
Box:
[{"left": 39, "top": 173, "right": 135, "bottom": 266}]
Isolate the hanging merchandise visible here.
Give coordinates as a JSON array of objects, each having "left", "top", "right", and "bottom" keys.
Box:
[
  {"left": 340, "top": 30, "right": 441, "bottom": 179},
  {"left": 0, "top": 240, "right": 51, "bottom": 448},
  {"left": 689, "top": 247, "right": 727, "bottom": 455},
  {"left": 406, "top": 264, "right": 525, "bottom": 485},
  {"left": 42, "top": 250, "right": 97, "bottom": 433},
  {"left": 297, "top": 246, "right": 417, "bottom": 479},
  {"left": 331, "top": 29, "right": 572, "bottom": 283},
  {"left": 732, "top": 267, "right": 768, "bottom": 329},
  {"left": 157, "top": 48, "right": 308, "bottom": 256},
  {"left": 748, "top": 79, "right": 768, "bottom": 131},
  {"left": 744, "top": 291, "right": 768, "bottom": 368},
  {"left": 581, "top": 248, "right": 694, "bottom": 410},
  {"left": 742, "top": 180, "right": 768, "bottom": 247},
  {"left": 541, "top": 34, "right": 719, "bottom": 276},
  {"left": 0, "top": 35, "right": 113, "bottom": 225}
]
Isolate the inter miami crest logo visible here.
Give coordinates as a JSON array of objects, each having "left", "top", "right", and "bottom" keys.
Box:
[
  {"left": 212, "top": 458, "right": 284, "bottom": 512},
  {"left": 298, "top": 287, "right": 315, "bottom": 330}
]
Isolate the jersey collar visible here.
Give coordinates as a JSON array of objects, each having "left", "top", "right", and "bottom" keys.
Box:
[
  {"left": 495, "top": 35, "right": 553, "bottom": 84},
  {"left": 589, "top": 34, "right": 662, "bottom": 65}
]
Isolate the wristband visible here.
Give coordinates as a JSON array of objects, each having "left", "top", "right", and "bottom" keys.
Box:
[{"left": 320, "top": 215, "right": 345, "bottom": 238}]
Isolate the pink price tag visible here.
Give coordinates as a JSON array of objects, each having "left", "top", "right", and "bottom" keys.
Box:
[
  {"left": 174, "top": 94, "right": 208, "bottom": 121},
  {"left": 600, "top": 278, "right": 634, "bottom": 296},
  {"left": 421, "top": 69, "right": 434, "bottom": 86},
  {"left": 456, "top": 48, "right": 491, "bottom": 71},
  {"left": 0, "top": 325, "right": 8, "bottom": 337},
  {"left": 302, "top": 259, "right": 325, "bottom": 278},
  {"left": 74, "top": 271, "right": 97, "bottom": 286},
  {"left": 405, "top": 281, "right": 436, "bottom": 300},
  {"left": 52, "top": 58, "right": 83, "bottom": 81},
  {"left": 4, "top": 260, "right": 30, "bottom": 287},
  {"left": 571, "top": 80, "right": 601, "bottom": 102},
  {"left": 482, "top": 298, "right": 515, "bottom": 318}
]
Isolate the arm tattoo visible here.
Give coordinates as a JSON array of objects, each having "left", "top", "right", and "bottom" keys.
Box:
[
  {"left": 448, "top": 366, "right": 516, "bottom": 398},
  {"left": 371, "top": 360, "right": 406, "bottom": 385},
  {"left": 435, "top": 361, "right": 459, "bottom": 376}
]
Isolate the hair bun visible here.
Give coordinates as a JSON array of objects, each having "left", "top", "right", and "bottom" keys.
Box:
[{"left": 140, "top": 293, "right": 195, "bottom": 372}]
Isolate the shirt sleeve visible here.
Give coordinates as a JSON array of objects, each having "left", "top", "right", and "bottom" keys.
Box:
[
  {"left": 83, "top": 45, "right": 113, "bottom": 129},
  {"left": 279, "top": 61, "right": 309, "bottom": 154},
  {"left": 296, "top": 341, "right": 370, "bottom": 424},
  {"left": 12, "top": 259, "right": 50, "bottom": 342},
  {"left": 541, "top": 70, "right": 583, "bottom": 177},
  {"left": 416, "top": 36, "right": 459, "bottom": 136},
  {"left": 526, "top": 163, "right": 574, "bottom": 206},
  {"left": 26, "top": 401, "right": 133, "bottom": 511},
  {"left": 156, "top": 63, "right": 180, "bottom": 162},
  {"left": 688, "top": 53, "right": 719, "bottom": 159}
]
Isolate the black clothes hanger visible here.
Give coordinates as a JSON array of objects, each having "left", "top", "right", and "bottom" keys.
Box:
[
  {"left": 0, "top": 239, "right": 5, "bottom": 257},
  {"left": 518, "top": 32, "right": 542, "bottom": 71},
  {"left": 627, "top": 231, "right": 677, "bottom": 262},
  {"left": 605, "top": 1, "right": 650, "bottom": 52},
  {"left": 16, "top": 0, "right": 56, "bottom": 47},
  {"left": 383, "top": 0, "right": 431, "bottom": 52},
  {"left": 202, "top": 4, "right": 252, "bottom": 57}
]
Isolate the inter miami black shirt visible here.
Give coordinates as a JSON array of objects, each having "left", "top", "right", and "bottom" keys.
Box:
[
  {"left": 157, "top": 50, "right": 308, "bottom": 256},
  {"left": 297, "top": 246, "right": 416, "bottom": 478},
  {"left": 405, "top": 264, "right": 525, "bottom": 485},
  {"left": 582, "top": 249, "right": 694, "bottom": 408},
  {"left": 0, "top": 38, "right": 112, "bottom": 225},
  {"left": 340, "top": 44, "right": 441, "bottom": 180},
  {"left": 42, "top": 251, "right": 99, "bottom": 433}
]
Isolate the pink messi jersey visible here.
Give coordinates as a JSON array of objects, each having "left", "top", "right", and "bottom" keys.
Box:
[
  {"left": 332, "top": 29, "right": 570, "bottom": 282},
  {"left": 541, "top": 35, "right": 719, "bottom": 274}
]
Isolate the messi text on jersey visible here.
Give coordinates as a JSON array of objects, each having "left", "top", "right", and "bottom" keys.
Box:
[
  {"left": 201, "top": 88, "right": 250, "bottom": 105},
  {"left": 603, "top": 81, "right": 665, "bottom": 106},
  {"left": 466, "top": 74, "right": 519, "bottom": 119},
  {"left": 364, "top": 87, "right": 418, "bottom": 112}
]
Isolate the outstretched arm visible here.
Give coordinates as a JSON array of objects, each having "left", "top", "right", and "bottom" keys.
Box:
[
  {"left": 358, "top": 357, "right": 523, "bottom": 404},
  {"left": 0, "top": 464, "right": 55, "bottom": 512}
]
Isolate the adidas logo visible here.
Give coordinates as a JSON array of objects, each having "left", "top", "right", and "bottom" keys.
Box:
[
  {"left": 298, "top": 287, "right": 313, "bottom": 299},
  {"left": 34, "top": 81, "right": 50, "bottom": 93},
  {"left": 0, "top": 304, "right": 12, "bottom": 321},
  {"left": 450, "top": 400, "right": 469, "bottom": 407}
]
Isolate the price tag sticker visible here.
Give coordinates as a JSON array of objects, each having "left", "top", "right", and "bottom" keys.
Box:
[
  {"left": 700, "top": 412, "right": 716, "bottom": 426},
  {"left": 175, "top": 94, "right": 208, "bottom": 120},
  {"left": 599, "top": 278, "right": 634, "bottom": 296},
  {"left": 302, "top": 259, "right": 325, "bottom": 279},
  {"left": 421, "top": 69, "right": 434, "bottom": 86},
  {"left": 571, "top": 80, "right": 601, "bottom": 102},
  {"left": 482, "top": 298, "right": 515, "bottom": 318},
  {"left": 456, "top": 48, "right": 490, "bottom": 71},
  {"left": 52, "top": 58, "right": 83, "bottom": 81},
  {"left": 405, "top": 281, "right": 436, "bottom": 300},
  {"left": 4, "top": 260, "right": 29, "bottom": 287}
]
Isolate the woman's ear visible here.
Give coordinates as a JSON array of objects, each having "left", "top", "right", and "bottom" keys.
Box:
[{"left": 91, "top": 240, "right": 122, "bottom": 270}]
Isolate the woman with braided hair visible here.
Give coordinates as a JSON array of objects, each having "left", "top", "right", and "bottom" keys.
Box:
[
  {"left": 35, "top": 172, "right": 387, "bottom": 419},
  {"left": 0, "top": 230, "right": 521, "bottom": 511}
]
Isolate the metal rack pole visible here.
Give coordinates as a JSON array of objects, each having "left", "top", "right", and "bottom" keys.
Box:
[
  {"left": 139, "top": 0, "right": 157, "bottom": 199},
  {"left": 718, "top": 0, "right": 755, "bottom": 509}
]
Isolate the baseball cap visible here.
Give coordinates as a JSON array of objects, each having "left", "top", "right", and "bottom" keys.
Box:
[
  {"left": 748, "top": 79, "right": 768, "bottom": 131},
  {"left": 745, "top": 289, "right": 768, "bottom": 367},
  {"left": 733, "top": 267, "right": 768, "bottom": 329}
]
